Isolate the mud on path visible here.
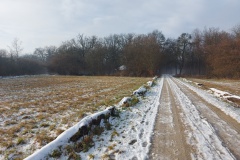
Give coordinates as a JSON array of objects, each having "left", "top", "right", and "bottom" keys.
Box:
[
  {"left": 149, "top": 76, "right": 240, "bottom": 160},
  {"left": 149, "top": 78, "right": 191, "bottom": 160}
]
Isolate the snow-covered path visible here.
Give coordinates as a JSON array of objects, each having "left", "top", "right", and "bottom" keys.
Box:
[{"left": 150, "top": 76, "right": 240, "bottom": 160}]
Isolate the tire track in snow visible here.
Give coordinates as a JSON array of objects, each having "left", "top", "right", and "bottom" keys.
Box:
[
  {"left": 167, "top": 77, "right": 235, "bottom": 160},
  {"left": 172, "top": 77, "right": 240, "bottom": 159},
  {"left": 149, "top": 77, "right": 191, "bottom": 160}
]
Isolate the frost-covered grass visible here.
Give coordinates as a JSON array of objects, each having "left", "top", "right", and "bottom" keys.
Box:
[
  {"left": 187, "top": 78, "right": 240, "bottom": 96},
  {"left": 183, "top": 78, "right": 240, "bottom": 107},
  {"left": 0, "top": 75, "right": 151, "bottom": 159},
  {"left": 25, "top": 77, "right": 163, "bottom": 160}
]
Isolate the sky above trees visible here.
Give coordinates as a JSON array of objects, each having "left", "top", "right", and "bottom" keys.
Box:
[{"left": 0, "top": 0, "right": 240, "bottom": 53}]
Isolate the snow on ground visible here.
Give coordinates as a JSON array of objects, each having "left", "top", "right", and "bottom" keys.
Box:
[
  {"left": 176, "top": 78, "right": 240, "bottom": 123},
  {"left": 209, "top": 88, "right": 240, "bottom": 101},
  {"left": 25, "top": 78, "right": 164, "bottom": 160},
  {"left": 0, "top": 76, "right": 152, "bottom": 159},
  {"left": 167, "top": 77, "right": 235, "bottom": 160}
]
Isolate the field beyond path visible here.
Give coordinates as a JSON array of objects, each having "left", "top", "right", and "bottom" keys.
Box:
[{"left": 0, "top": 75, "right": 151, "bottom": 159}]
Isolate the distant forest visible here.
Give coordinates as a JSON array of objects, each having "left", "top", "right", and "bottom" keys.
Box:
[{"left": 0, "top": 25, "right": 240, "bottom": 78}]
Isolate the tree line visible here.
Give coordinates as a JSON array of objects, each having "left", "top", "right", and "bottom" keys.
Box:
[{"left": 0, "top": 25, "right": 240, "bottom": 78}]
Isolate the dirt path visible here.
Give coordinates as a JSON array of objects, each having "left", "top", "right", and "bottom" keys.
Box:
[
  {"left": 149, "top": 76, "right": 240, "bottom": 160},
  {"left": 172, "top": 77, "right": 240, "bottom": 159},
  {"left": 149, "top": 78, "right": 191, "bottom": 160}
]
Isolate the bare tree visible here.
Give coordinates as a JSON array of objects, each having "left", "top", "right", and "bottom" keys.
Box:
[
  {"left": 8, "top": 38, "right": 23, "bottom": 60},
  {"left": 177, "top": 33, "right": 192, "bottom": 75},
  {"left": 34, "top": 47, "right": 47, "bottom": 62},
  {"left": 0, "top": 49, "right": 7, "bottom": 58}
]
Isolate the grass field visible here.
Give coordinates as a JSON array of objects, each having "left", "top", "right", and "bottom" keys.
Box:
[
  {"left": 0, "top": 75, "right": 151, "bottom": 159},
  {"left": 188, "top": 78, "right": 240, "bottom": 96},
  {"left": 186, "top": 78, "right": 240, "bottom": 107}
]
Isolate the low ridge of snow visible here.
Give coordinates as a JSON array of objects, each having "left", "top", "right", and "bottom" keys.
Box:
[
  {"left": 210, "top": 88, "right": 240, "bottom": 100},
  {"left": 25, "top": 78, "right": 164, "bottom": 160},
  {"left": 176, "top": 78, "right": 240, "bottom": 123},
  {"left": 133, "top": 86, "right": 147, "bottom": 96},
  {"left": 25, "top": 107, "right": 114, "bottom": 160},
  {"left": 118, "top": 97, "right": 132, "bottom": 106}
]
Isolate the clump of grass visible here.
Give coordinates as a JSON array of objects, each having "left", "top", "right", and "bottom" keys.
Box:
[
  {"left": 92, "top": 126, "right": 104, "bottom": 136},
  {"left": 88, "top": 154, "right": 94, "bottom": 159},
  {"left": 35, "top": 132, "right": 55, "bottom": 146},
  {"left": 101, "top": 153, "right": 110, "bottom": 159},
  {"left": 4, "top": 120, "right": 17, "bottom": 126},
  {"left": 65, "top": 144, "right": 82, "bottom": 159},
  {"left": 130, "top": 96, "right": 139, "bottom": 106},
  {"left": 152, "top": 80, "right": 157, "bottom": 86},
  {"left": 40, "top": 123, "right": 50, "bottom": 128},
  {"left": 16, "top": 137, "right": 25, "bottom": 145},
  {"left": 143, "top": 84, "right": 151, "bottom": 90},
  {"left": 22, "top": 115, "right": 31, "bottom": 119},
  {"left": 3, "top": 141, "right": 14, "bottom": 149},
  {"left": 121, "top": 96, "right": 139, "bottom": 108},
  {"left": 112, "top": 109, "right": 120, "bottom": 118},
  {"left": 105, "top": 121, "right": 112, "bottom": 130},
  {"left": 108, "top": 144, "right": 116, "bottom": 150},
  {"left": 6, "top": 126, "right": 21, "bottom": 136},
  {"left": 82, "top": 135, "right": 94, "bottom": 152},
  {"left": 61, "top": 117, "right": 68, "bottom": 124},
  {"left": 49, "top": 124, "right": 55, "bottom": 131},
  {"left": 74, "top": 141, "right": 83, "bottom": 153},
  {"left": 68, "top": 152, "right": 81, "bottom": 160},
  {"left": 49, "top": 149, "right": 61, "bottom": 158},
  {"left": 36, "top": 114, "right": 45, "bottom": 120},
  {"left": 56, "top": 129, "right": 65, "bottom": 136},
  {"left": 77, "top": 111, "right": 84, "bottom": 119},
  {"left": 65, "top": 145, "right": 74, "bottom": 155},
  {"left": 111, "top": 130, "right": 119, "bottom": 140}
]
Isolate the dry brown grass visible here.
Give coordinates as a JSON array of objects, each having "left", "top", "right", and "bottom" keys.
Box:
[
  {"left": 0, "top": 75, "right": 151, "bottom": 159},
  {"left": 188, "top": 78, "right": 240, "bottom": 96},
  {"left": 187, "top": 78, "right": 240, "bottom": 106}
]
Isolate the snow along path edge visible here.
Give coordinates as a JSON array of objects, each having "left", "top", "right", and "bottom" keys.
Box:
[
  {"left": 24, "top": 107, "right": 115, "bottom": 160},
  {"left": 175, "top": 78, "right": 240, "bottom": 123},
  {"left": 25, "top": 76, "right": 162, "bottom": 160},
  {"left": 167, "top": 77, "right": 235, "bottom": 160},
  {"left": 77, "top": 77, "right": 163, "bottom": 159}
]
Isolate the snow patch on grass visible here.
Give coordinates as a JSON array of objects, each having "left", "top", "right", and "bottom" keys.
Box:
[
  {"left": 177, "top": 78, "right": 240, "bottom": 124},
  {"left": 24, "top": 78, "right": 164, "bottom": 160}
]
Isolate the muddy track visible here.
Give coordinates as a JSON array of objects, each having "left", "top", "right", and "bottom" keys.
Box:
[
  {"left": 171, "top": 77, "right": 240, "bottom": 159},
  {"left": 149, "top": 76, "right": 240, "bottom": 160},
  {"left": 149, "top": 78, "right": 191, "bottom": 160}
]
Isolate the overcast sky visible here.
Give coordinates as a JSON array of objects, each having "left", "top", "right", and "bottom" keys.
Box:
[{"left": 0, "top": 0, "right": 240, "bottom": 54}]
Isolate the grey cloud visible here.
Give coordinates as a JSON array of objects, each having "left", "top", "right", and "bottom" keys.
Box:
[{"left": 0, "top": 0, "right": 239, "bottom": 53}]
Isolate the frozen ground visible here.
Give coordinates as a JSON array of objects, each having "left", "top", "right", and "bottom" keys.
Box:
[
  {"left": 24, "top": 78, "right": 162, "bottom": 160},
  {"left": 2, "top": 75, "right": 240, "bottom": 160},
  {"left": 0, "top": 76, "right": 151, "bottom": 159}
]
